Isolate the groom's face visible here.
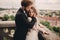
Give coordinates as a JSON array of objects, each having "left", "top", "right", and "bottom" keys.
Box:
[
  {"left": 24, "top": 5, "right": 33, "bottom": 17},
  {"left": 25, "top": 5, "right": 33, "bottom": 12}
]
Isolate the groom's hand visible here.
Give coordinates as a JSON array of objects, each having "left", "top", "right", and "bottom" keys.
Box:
[{"left": 31, "top": 17, "right": 37, "bottom": 23}]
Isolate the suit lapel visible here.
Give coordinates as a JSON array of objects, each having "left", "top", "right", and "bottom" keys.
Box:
[{"left": 19, "top": 8, "right": 28, "bottom": 19}]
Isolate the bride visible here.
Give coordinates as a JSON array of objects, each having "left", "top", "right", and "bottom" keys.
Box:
[{"left": 26, "top": 7, "right": 49, "bottom": 40}]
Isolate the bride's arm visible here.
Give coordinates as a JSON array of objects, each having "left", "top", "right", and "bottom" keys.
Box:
[
  {"left": 38, "top": 24, "right": 45, "bottom": 28},
  {"left": 37, "top": 16, "right": 44, "bottom": 28}
]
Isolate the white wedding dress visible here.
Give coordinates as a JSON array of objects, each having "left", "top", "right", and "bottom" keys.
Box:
[
  {"left": 26, "top": 17, "right": 39, "bottom": 40},
  {"left": 26, "top": 16, "right": 48, "bottom": 40}
]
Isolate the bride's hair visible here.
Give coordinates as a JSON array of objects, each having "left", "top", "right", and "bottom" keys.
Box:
[{"left": 31, "top": 7, "right": 37, "bottom": 16}]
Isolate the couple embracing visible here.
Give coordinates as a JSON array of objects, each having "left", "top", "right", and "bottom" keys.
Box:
[{"left": 13, "top": 0, "right": 48, "bottom": 40}]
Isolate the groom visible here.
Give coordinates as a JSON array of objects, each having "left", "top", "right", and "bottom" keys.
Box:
[{"left": 13, "top": 0, "right": 36, "bottom": 40}]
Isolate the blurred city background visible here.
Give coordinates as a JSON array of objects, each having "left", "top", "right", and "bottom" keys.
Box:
[{"left": 0, "top": 0, "right": 60, "bottom": 40}]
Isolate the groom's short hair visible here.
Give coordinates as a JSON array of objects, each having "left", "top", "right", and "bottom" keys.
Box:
[{"left": 21, "top": 0, "right": 33, "bottom": 7}]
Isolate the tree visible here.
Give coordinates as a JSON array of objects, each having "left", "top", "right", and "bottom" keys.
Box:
[
  {"left": 3, "top": 14, "right": 9, "bottom": 21},
  {"left": 10, "top": 15, "right": 15, "bottom": 20}
]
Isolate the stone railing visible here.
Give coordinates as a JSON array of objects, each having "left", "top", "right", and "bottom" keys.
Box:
[
  {"left": 0, "top": 21, "right": 15, "bottom": 27},
  {"left": 0, "top": 21, "right": 60, "bottom": 40},
  {"left": 0, "top": 21, "right": 15, "bottom": 40}
]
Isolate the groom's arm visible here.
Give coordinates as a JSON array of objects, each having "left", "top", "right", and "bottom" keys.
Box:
[
  {"left": 28, "top": 17, "right": 37, "bottom": 28},
  {"left": 21, "top": 14, "right": 37, "bottom": 28},
  {"left": 16, "top": 14, "right": 36, "bottom": 28}
]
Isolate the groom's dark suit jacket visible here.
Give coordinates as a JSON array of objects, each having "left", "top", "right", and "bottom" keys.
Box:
[{"left": 13, "top": 8, "right": 36, "bottom": 40}]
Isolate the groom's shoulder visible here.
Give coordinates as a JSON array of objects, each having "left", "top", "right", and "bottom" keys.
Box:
[{"left": 16, "top": 8, "right": 23, "bottom": 15}]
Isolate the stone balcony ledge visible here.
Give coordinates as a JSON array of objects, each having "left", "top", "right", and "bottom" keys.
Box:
[{"left": 0, "top": 21, "right": 16, "bottom": 28}]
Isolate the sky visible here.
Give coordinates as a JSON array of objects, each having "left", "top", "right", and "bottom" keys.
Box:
[
  {"left": 0, "top": 0, "right": 60, "bottom": 10},
  {"left": 0, "top": 0, "right": 21, "bottom": 8},
  {"left": 35, "top": 0, "right": 60, "bottom": 10}
]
